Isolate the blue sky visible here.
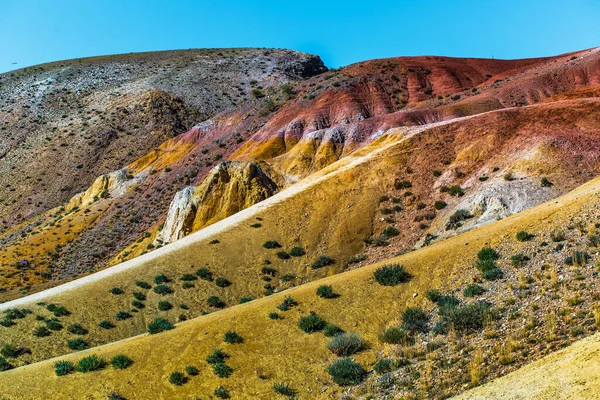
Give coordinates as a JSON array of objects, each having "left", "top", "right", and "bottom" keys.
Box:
[{"left": 1, "top": 0, "right": 599, "bottom": 73}]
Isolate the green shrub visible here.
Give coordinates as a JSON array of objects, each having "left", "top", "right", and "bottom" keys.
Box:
[
  {"left": 107, "top": 392, "right": 126, "bottom": 400},
  {"left": 135, "top": 280, "right": 151, "bottom": 290},
  {"left": 298, "top": 312, "right": 326, "bottom": 333},
  {"left": 263, "top": 240, "right": 281, "bottom": 249},
  {"left": 373, "top": 264, "right": 410, "bottom": 286},
  {"left": 196, "top": 267, "right": 213, "bottom": 281},
  {"left": 215, "top": 277, "right": 231, "bottom": 288},
  {"left": 54, "top": 360, "right": 74, "bottom": 376},
  {"left": 76, "top": 355, "right": 106, "bottom": 372},
  {"left": 206, "top": 349, "right": 229, "bottom": 364},
  {"left": 186, "top": 365, "right": 199, "bottom": 376},
  {"left": 180, "top": 274, "right": 197, "bottom": 281},
  {"left": 437, "top": 295, "right": 460, "bottom": 309},
  {"left": 213, "top": 362, "right": 233, "bottom": 378},
  {"left": 311, "top": 254, "right": 334, "bottom": 269},
  {"left": 0, "top": 356, "right": 13, "bottom": 371},
  {"left": 478, "top": 247, "right": 500, "bottom": 261},
  {"left": 158, "top": 301, "right": 173, "bottom": 311},
  {"left": 51, "top": 306, "right": 70, "bottom": 317},
  {"left": 0, "top": 318, "right": 14, "bottom": 327},
  {"left": 373, "top": 358, "right": 393, "bottom": 374},
  {"left": 446, "top": 209, "right": 472, "bottom": 229},
  {"left": 280, "top": 274, "right": 296, "bottom": 282},
  {"left": 475, "top": 257, "right": 503, "bottom": 280},
  {"left": 464, "top": 284, "right": 484, "bottom": 297},
  {"left": 276, "top": 251, "right": 290, "bottom": 260},
  {"left": 511, "top": 253, "right": 530, "bottom": 267},
  {"left": 327, "top": 358, "right": 367, "bottom": 386},
  {"left": 383, "top": 226, "right": 400, "bottom": 237},
  {"left": 131, "top": 300, "right": 145, "bottom": 309},
  {"left": 440, "top": 302, "right": 489, "bottom": 332},
  {"left": 46, "top": 320, "right": 63, "bottom": 331},
  {"left": 99, "top": 320, "right": 115, "bottom": 329},
  {"left": 434, "top": 201, "right": 447, "bottom": 210},
  {"left": 147, "top": 318, "right": 174, "bottom": 334},
  {"left": 109, "top": 287, "right": 124, "bottom": 295},
  {"left": 425, "top": 289, "right": 442, "bottom": 302},
  {"left": 277, "top": 296, "right": 297, "bottom": 311},
  {"left": 67, "top": 338, "right": 88, "bottom": 351},
  {"left": 261, "top": 266, "right": 277, "bottom": 276},
  {"left": 273, "top": 382, "right": 296, "bottom": 396},
  {"left": 443, "top": 185, "right": 464, "bottom": 197},
  {"left": 239, "top": 296, "right": 253, "bottom": 304},
  {"left": 67, "top": 324, "right": 88, "bottom": 335},
  {"left": 154, "top": 274, "right": 170, "bottom": 284},
  {"left": 214, "top": 386, "right": 230, "bottom": 399},
  {"left": 316, "top": 285, "right": 337, "bottom": 298},
  {"left": 268, "top": 312, "right": 281, "bottom": 320},
  {"left": 566, "top": 251, "right": 591, "bottom": 266},
  {"left": 401, "top": 307, "right": 429, "bottom": 333},
  {"left": 4, "top": 308, "right": 28, "bottom": 320},
  {"left": 110, "top": 354, "right": 133, "bottom": 369},
  {"left": 326, "top": 333, "right": 365, "bottom": 356},
  {"left": 516, "top": 230, "right": 532, "bottom": 241},
  {"left": 115, "top": 311, "right": 132, "bottom": 320},
  {"left": 289, "top": 246, "right": 306, "bottom": 257},
  {"left": 223, "top": 331, "right": 243, "bottom": 344},
  {"left": 324, "top": 323, "right": 344, "bottom": 337},
  {"left": 380, "top": 326, "right": 410, "bottom": 344},
  {"left": 0, "top": 344, "right": 18, "bottom": 358},
  {"left": 482, "top": 267, "right": 503, "bottom": 280},
  {"left": 169, "top": 371, "right": 187, "bottom": 386},
  {"left": 394, "top": 180, "right": 412, "bottom": 190},
  {"left": 33, "top": 326, "right": 51, "bottom": 337},
  {"left": 132, "top": 292, "right": 146, "bottom": 301},
  {"left": 153, "top": 284, "right": 173, "bottom": 295},
  {"left": 207, "top": 296, "right": 225, "bottom": 308}
]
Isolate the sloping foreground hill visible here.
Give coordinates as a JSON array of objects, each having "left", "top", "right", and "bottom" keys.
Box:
[
  {"left": 455, "top": 333, "right": 600, "bottom": 399},
  {"left": 1, "top": 148, "right": 600, "bottom": 398}
]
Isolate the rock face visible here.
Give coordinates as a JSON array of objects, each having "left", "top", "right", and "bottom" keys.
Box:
[
  {"left": 155, "top": 161, "right": 280, "bottom": 245},
  {"left": 67, "top": 169, "right": 140, "bottom": 209}
]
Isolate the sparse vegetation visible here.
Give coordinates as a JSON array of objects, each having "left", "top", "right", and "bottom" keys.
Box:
[
  {"left": 147, "top": 318, "right": 174, "bottom": 334},
  {"left": 54, "top": 360, "right": 74, "bottom": 376},
  {"left": 169, "top": 371, "right": 187, "bottom": 386},
  {"left": 327, "top": 333, "right": 366, "bottom": 356},
  {"left": 316, "top": 285, "right": 337, "bottom": 298},
  {"left": 76, "top": 355, "right": 106, "bottom": 372},
  {"left": 110, "top": 355, "right": 133, "bottom": 369},
  {"left": 373, "top": 264, "right": 410, "bottom": 286},
  {"left": 223, "top": 331, "right": 243, "bottom": 344},
  {"left": 311, "top": 254, "right": 334, "bottom": 269},
  {"left": 298, "top": 312, "right": 326, "bottom": 333},
  {"left": 327, "top": 358, "right": 367, "bottom": 386}
]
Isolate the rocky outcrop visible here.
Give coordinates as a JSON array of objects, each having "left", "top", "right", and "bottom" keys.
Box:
[
  {"left": 67, "top": 169, "right": 140, "bottom": 209},
  {"left": 155, "top": 161, "right": 280, "bottom": 245}
]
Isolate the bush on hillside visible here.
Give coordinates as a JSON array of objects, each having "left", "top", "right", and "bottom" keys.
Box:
[
  {"left": 135, "top": 280, "right": 151, "bottom": 289},
  {"left": 316, "top": 285, "right": 337, "bottom": 298},
  {"left": 373, "top": 358, "right": 393, "bottom": 374},
  {"left": 76, "top": 355, "right": 106, "bottom": 372},
  {"left": 67, "top": 338, "right": 88, "bottom": 351},
  {"left": 206, "top": 349, "right": 229, "bottom": 364},
  {"left": 67, "top": 324, "right": 88, "bottom": 335},
  {"left": 195, "top": 267, "right": 213, "bottom": 281},
  {"left": 215, "top": 277, "right": 231, "bottom": 288},
  {"left": 311, "top": 255, "right": 334, "bottom": 269},
  {"left": 273, "top": 382, "right": 296, "bottom": 396},
  {"left": 153, "top": 284, "right": 173, "bottom": 295},
  {"left": 223, "top": 331, "right": 243, "bottom": 344},
  {"left": 207, "top": 296, "right": 225, "bottom": 308},
  {"left": 99, "top": 320, "right": 115, "bottom": 329},
  {"left": 464, "top": 284, "right": 484, "bottom": 297},
  {"left": 263, "top": 240, "right": 281, "bottom": 249},
  {"left": 54, "top": 360, "right": 74, "bottom": 376},
  {"left": 373, "top": 264, "right": 410, "bottom": 286},
  {"left": 326, "top": 333, "right": 366, "bottom": 356},
  {"left": 401, "top": 307, "right": 429, "bottom": 333},
  {"left": 289, "top": 246, "right": 306, "bottom": 257},
  {"left": 298, "top": 312, "right": 326, "bottom": 333},
  {"left": 153, "top": 274, "right": 170, "bottom": 284},
  {"left": 213, "top": 362, "right": 233, "bottom": 378},
  {"left": 380, "top": 326, "right": 411, "bottom": 344},
  {"left": 169, "top": 371, "right": 187, "bottom": 386},
  {"left": 323, "top": 323, "right": 344, "bottom": 337},
  {"left": 327, "top": 358, "right": 367, "bottom": 386},
  {"left": 147, "top": 318, "right": 174, "bottom": 334},
  {"left": 110, "top": 354, "right": 133, "bottom": 369}
]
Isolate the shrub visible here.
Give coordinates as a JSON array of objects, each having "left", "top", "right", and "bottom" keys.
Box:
[
  {"left": 213, "top": 362, "right": 233, "bottom": 378},
  {"left": 52, "top": 306, "right": 70, "bottom": 317},
  {"left": 566, "top": 251, "right": 591, "bottom": 266},
  {"left": 186, "top": 365, "right": 199, "bottom": 376},
  {"left": 115, "top": 311, "right": 132, "bottom": 320},
  {"left": 327, "top": 358, "right": 367, "bottom": 386},
  {"left": 380, "top": 326, "right": 410, "bottom": 344},
  {"left": 316, "top": 285, "right": 337, "bottom": 298},
  {"left": 154, "top": 274, "right": 169, "bottom": 284},
  {"left": 99, "top": 320, "right": 115, "bottom": 329},
  {"left": 0, "top": 356, "right": 13, "bottom": 371},
  {"left": 215, "top": 277, "right": 231, "bottom": 287},
  {"left": 132, "top": 292, "right": 147, "bottom": 301},
  {"left": 76, "top": 355, "right": 106, "bottom": 372},
  {"left": 401, "top": 307, "right": 429, "bottom": 333},
  {"left": 425, "top": 289, "right": 442, "bottom": 302},
  {"left": 110, "top": 354, "right": 133, "bottom": 369},
  {"left": 511, "top": 253, "right": 530, "bottom": 267},
  {"left": 268, "top": 312, "right": 281, "bottom": 320},
  {"left": 239, "top": 296, "right": 253, "bottom": 304},
  {"left": 324, "top": 323, "right": 344, "bottom": 337},
  {"left": 273, "top": 382, "right": 296, "bottom": 396},
  {"left": 383, "top": 226, "right": 400, "bottom": 237},
  {"left": 394, "top": 180, "right": 412, "bottom": 190},
  {"left": 207, "top": 296, "right": 225, "bottom": 308},
  {"left": 475, "top": 257, "right": 503, "bottom": 281},
  {"left": 440, "top": 302, "right": 489, "bottom": 332},
  {"left": 46, "top": 320, "right": 63, "bottom": 331},
  {"left": 276, "top": 251, "right": 290, "bottom": 260},
  {"left": 131, "top": 300, "right": 145, "bottom": 309},
  {"left": 180, "top": 274, "right": 197, "bottom": 281},
  {"left": 195, "top": 267, "right": 213, "bottom": 281},
  {"left": 135, "top": 280, "right": 151, "bottom": 289},
  {"left": 298, "top": 312, "right": 326, "bottom": 333},
  {"left": 0, "top": 344, "right": 18, "bottom": 358},
  {"left": 261, "top": 266, "right": 277, "bottom": 276},
  {"left": 107, "top": 392, "right": 126, "bottom": 400},
  {"left": 67, "top": 324, "right": 88, "bottom": 335},
  {"left": 263, "top": 240, "right": 281, "bottom": 249},
  {"left": 147, "top": 318, "right": 174, "bottom": 334},
  {"left": 214, "top": 386, "right": 230, "bottom": 399},
  {"left": 206, "top": 349, "right": 229, "bottom": 364},
  {"left": 158, "top": 301, "right": 172, "bottom": 311},
  {"left": 464, "top": 284, "right": 484, "bottom": 297},
  {"left": 446, "top": 209, "right": 472, "bottom": 229},
  {"left": 4, "top": 308, "right": 27, "bottom": 320},
  {"left": 54, "top": 360, "right": 74, "bottom": 376},
  {"left": 109, "top": 287, "right": 124, "bottom": 295},
  {"left": 327, "top": 333, "right": 365, "bottom": 356},
  {"left": 483, "top": 267, "right": 503, "bottom": 280},
  {"left": 0, "top": 318, "right": 14, "bottom": 327},
  {"left": 68, "top": 338, "right": 88, "bottom": 351},
  {"left": 223, "top": 331, "right": 243, "bottom": 344},
  {"left": 516, "top": 230, "right": 532, "bottom": 242},
  {"left": 169, "top": 371, "right": 187, "bottom": 386},
  {"left": 478, "top": 247, "right": 500, "bottom": 261},
  {"left": 373, "top": 264, "right": 410, "bottom": 286},
  {"left": 277, "top": 296, "right": 297, "bottom": 311},
  {"left": 447, "top": 185, "right": 464, "bottom": 197},
  {"left": 437, "top": 295, "right": 460, "bottom": 309},
  {"left": 311, "top": 254, "right": 334, "bottom": 269},
  {"left": 551, "top": 230, "right": 566, "bottom": 242},
  {"left": 373, "top": 358, "right": 393, "bottom": 374},
  {"left": 289, "top": 246, "right": 306, "bottom": 257},
  {"left": 541, "top": 177, "right": 553, "bottom": 187},
  {"left": 33, "top": 326, "right": 51, "bottom": 337},
  {"left": 280, "top": 274, "right": 296, "bottom": 282},
  {"left": 153, "top": 284, "right": 173, "bottom": 295}
]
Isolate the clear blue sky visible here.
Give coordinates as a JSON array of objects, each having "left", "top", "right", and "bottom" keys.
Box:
[{"left": 1, "top": 0, "right": 599, "bottom": 73}]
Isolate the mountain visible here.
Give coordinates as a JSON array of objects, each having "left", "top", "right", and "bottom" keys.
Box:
[{"left": 0, "top": 46, "right": 599, "bottom": 399}]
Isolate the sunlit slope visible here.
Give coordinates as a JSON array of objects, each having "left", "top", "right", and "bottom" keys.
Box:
[{"left": 2, "top": 162, "right": 600, "bottom": 398}]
